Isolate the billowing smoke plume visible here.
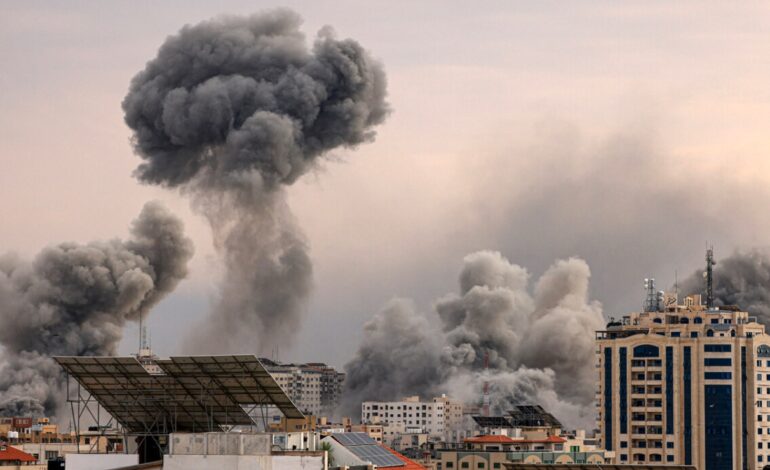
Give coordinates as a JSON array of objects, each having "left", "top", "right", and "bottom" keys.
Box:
[
  {"left": 344, "top": 251, "right": 604, "bottom": 429},
  {"left": 680, "top": 249, "right": 770, "bottom": 323},
  {"left": 0, "top": 202, "right": 193, "bottom": 416},
  {"left": 122, "top": 9, "right": 389, "bottom": 353}
]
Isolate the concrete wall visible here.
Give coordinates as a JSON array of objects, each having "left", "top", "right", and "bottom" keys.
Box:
[
  {"left": 64, "top": 453, "right": 138, "bottom": 470},
  {"left": 163, "top": 453, "right": 324, "bottom": 470},
  {"left": 170, "top": 433, "right": 271, "bottom": 455}
]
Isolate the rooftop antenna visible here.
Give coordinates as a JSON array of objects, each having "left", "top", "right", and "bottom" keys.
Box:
[
  {"left": 482, "top": 351, "right": 490, "bottom": 417},
  {"left": 705, "top": 246, "right": 716, "bottom": 309},
  {"left": 138, "top": 312, "right": 149, "bottom": 356},
  {"left": 643, "top": 278, "right": 658, "bottom": 312}
]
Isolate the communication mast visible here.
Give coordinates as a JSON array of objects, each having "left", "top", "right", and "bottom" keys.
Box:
[
  {"left": 705, "top": 246, "right": 716, "bottom": 309},
  {"left": 482, "top": 351, "right": 490, "bottom": 417}
]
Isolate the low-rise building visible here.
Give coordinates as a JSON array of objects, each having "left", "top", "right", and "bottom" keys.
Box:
[
  {"left": 0, "top": 442, "right": 43, "bottom": 469},
  {"left": 434, "top": 406, "right": 610, "bottom": 470},
  {"left": 322, "top": 432, "right": 425, "bottom": 470}
]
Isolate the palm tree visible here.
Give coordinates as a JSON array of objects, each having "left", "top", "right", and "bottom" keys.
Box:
[{"left": 321, "top": 441, "right": 336, "bottom": 468}]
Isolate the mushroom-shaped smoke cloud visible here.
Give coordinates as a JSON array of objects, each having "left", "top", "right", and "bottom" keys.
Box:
[{"left": 123, "top": 9, "right": 390, "bottom": 354}]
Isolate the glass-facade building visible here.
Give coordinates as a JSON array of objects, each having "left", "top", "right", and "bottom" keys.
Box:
[{"left": 597, "top": 294, "right": 770, "bottom": 470}]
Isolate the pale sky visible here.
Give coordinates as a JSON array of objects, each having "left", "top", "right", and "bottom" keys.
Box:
[{"left": 3, "top": 1, "right": 770, "bottom": 367}]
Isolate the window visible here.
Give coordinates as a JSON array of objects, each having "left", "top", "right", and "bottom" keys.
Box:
[
  {"left": 694, "top": 317, "right": 703, "bottom": 324},
  {"left": 493, "top": 464, "right": 500, "bottom": 469},
  {"left": 691, "top": 332, "right": 698, "bottom": 338},
  {"left": 447, "top": 463, "right": 454, "bottom": 468},
  {"left": 705, "top": 372, "right": 731, "bottom": 380},
  {"left": 707, "top": 330, "right": 714, "bottom": 337},
  {"left": 620, "top": 455, "right": 628, "bottom": 462},
  {"left": 462, "top": 463, "right": 469, "bottom": 469},
  {"left": 704, "top": 358, "right": 731, "bottom": 366},
  {"left": 667, "top": 455, "right": 675, "bottom": 462},
  {"left": 633, "top": 345, "right": 660, "bottom": 358},
  {"left": 671, "top": 332, "right": 680, "bottom": 337},
  {"left": 620, "top": 441, "right": 628, "bottom": 448},
  {"left": 759, "top": 360, "right": 762, "bottom": 367},
  {"left": 477, "top": 463, "right": 484, "bottom": 468},
  {"left": 711, "top": 319, "right": 719, "bottom": 324},
  {"left": 704, "top": 344, "right": 731, "bottom": 352}
]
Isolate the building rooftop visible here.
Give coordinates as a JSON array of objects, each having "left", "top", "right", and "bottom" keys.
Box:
[
  {"left": 382, "top": 445, "right": 426, "bottom": 470},
  {"left": 464, "top": 435, "right": 567, "bottom": 445},
  {"left": 465, "top": 435, "right": 517, "bottom": 444},
  {"left": 0, "top": 444, "right": 36, "bottom": 463}
]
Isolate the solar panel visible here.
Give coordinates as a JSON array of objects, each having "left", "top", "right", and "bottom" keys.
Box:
[
  {"left": 473, "top": 416, "right": 512, "bottom": 427},
  {"left": 507, "top": 405, "right": 561, "bottom": 427},
  {"left": 347, "top": 445, "right": 405, "bottom": 468},
  {"left": 333, "top": 433, "right": 405, "bottom": 468},
  {"left": 54, "top": 355, "right": 304, "bottom": 433},
  {"left": 335, "top": 432, "right": 377, "bottom": 446},
  {"left": 159, "top": 355, "right": 304, "bottom": 419}
]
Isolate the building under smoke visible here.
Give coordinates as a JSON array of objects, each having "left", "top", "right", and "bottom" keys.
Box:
[
  {"left": 260, "top": 358, "right": 345, "bottom": 417},
  {"left": 344, "top": 251, "right": 605, "bottom": 430}
]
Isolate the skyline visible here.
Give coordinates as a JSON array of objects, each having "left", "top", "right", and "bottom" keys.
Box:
[{"left": 3, "top": 1, "right": 770, "bottom": 369}]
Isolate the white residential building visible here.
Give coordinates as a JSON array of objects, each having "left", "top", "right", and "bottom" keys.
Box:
[{"left": 361, "top": 395, "right": 464, "bottom": 443}]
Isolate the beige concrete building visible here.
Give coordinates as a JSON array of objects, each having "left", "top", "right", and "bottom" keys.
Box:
[
  {"left": 261, "top": 359, "right": 345, "bottom": 417},
  {"left": 597, "top": 291, "right": 770, "bottom": 470}
]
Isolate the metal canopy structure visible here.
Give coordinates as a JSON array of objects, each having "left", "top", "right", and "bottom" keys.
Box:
[
  {"left": 54, "top": 355, "right": 304, "bottom": 434},
  {"left": 158, "top": 355, "right": 305, "bottom": 419}
]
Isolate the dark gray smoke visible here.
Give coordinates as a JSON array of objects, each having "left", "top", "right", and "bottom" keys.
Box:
[
  {"left": 122, "top": 9, "right": 389, "bottom": 354},
  {"left": 680, "top": 249, "right": 770, "bottom": 323},
  {"left": 344, "top": 251, "right": 603, "bottom": 429},
  {"left": 0, "top": 202, "right": 193, "bottom": 416}
]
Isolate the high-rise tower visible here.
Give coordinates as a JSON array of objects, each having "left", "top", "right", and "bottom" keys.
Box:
[{"left": 596, "top": 257, "right": 770, "bottom": 470}]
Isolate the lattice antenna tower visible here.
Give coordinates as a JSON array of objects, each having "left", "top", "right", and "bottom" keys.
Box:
[{"left": 643, "top": 277, "right": 657, "bottom": 312}]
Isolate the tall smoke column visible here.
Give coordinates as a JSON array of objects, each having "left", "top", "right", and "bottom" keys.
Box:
[
  {"left": 0, "top": 202, "right": 194, "bottom": 416},
  {"left": 122, "top": 10, "right": 389, "bottom": 353},
  {"left": 343, "top": 251, "right": 603, "bottom": 429},
  {"left": 680, "top": 249, "right": 770, "bottom": 324}
]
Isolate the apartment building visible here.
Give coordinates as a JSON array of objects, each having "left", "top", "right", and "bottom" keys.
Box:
[
  {"left": 361, "top": 395, "right": 464, "bottom": 443},
  {"left": 261, "top": 359, "right": 345, "bottom": 417}
]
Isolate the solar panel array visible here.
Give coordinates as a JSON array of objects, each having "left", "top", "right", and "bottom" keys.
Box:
[
  {"left": 54, "top": 355, "right": 303, "bottom": 433},
  {"left": 334, "top": 432, "right": 378, "bottom": 446},
  {"left": 508, "top": 405, "right": 561, "bottom": 427},
  {"left": 333, "top": 433, "right": 405, "bottom": 468},
  {"left": 473, "top": 416, "right": 513, "bottom": 427}
]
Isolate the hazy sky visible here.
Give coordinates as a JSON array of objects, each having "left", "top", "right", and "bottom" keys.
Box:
[{"left": 3, "top": 1, "right": 770, "bottom": 367}]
